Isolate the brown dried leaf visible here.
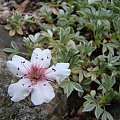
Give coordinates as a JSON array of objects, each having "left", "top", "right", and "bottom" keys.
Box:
[
  {"left": 9, "top": 0, "right": 30, "bottom": 13},
  {"left": 4, "top": 25, "right": 12, "bottom": 30},
  {"left": 9, "top": 30, "right": 15, "bottom": 36},
  {"left": 16, "top": 27, "right": 23, "bottom": 35},
  {"left": 50, "top": 7, "right": 57, "bottom": 15}
]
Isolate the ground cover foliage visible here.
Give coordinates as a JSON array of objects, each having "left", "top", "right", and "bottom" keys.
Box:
[{"left": 3, "top": 0, "right": 120, "bottom": 119}]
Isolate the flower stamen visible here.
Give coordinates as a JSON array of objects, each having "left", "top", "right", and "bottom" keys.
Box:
[{"left": 25, "top": 65, "right": 47, "bottom": 84}]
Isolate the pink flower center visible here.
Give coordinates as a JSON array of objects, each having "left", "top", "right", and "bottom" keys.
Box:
[{"left": 26, "top": 65, "right": 47, "bottom": 84}]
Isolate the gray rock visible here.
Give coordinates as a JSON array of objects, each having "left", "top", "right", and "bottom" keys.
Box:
[
  {"left": 0, "top": 26, "right": 67, "bottom": 120},
  {"left": 0, "top": 51, "right": 67, "bottom": 120},
  {"left": 0, "top": 25, "right": 25, "bottom": 51}
]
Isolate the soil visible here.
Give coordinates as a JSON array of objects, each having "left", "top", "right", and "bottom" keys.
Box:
[{"left": 64, "top": 91, "right": 97, "bottom": 120}]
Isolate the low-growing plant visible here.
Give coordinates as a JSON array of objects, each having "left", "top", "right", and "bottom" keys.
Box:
[
  {"left": 3, "top": 0, "right": 120, "bottom": 119},
  {"left": 4, "top": 13, "right": 23, "bottom": 36}
]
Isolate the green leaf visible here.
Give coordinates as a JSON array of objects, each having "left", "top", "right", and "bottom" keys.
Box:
[
  {"left": 102, "top": 111, "right": 114, "bottom": 120},
  {"left": 72, "top": 82, "right": 84, "bottom": 93},
  {"left": 60, "top": 81, "right": 83, "bottom": 97},
  {"left": 79, "top": 69, "right": 83, "bottom": 82},
  {"left": 84, "top": 95, "right": 97, "bottom": 103},
  {"left": 95, "top": 105, "right": 103, "bottom": 119},
  {"left": 29, "top": 33, "right": 40, "bottom": 43},
  {"left": 3, "top": 48, "right": 16, "bottom": 53},
  {"left": 102, "top": 111, "right": 107, "bottom": 120},
  {"left": 82, "top": 103, "right": 96, "bottom": 112},
  {"left": 60, "top": 81, "right": 74, "bottom": 97},
  {"left": 102, "top": 44, "right": 107, "bottom": 54},
  {"left": 81, "top": 79, "right": 91, "bottom": 90},
  {"left": 47, "top": 29, "right": 53, "bottom": 38},
  {"left": 106, "top": 111, "right": 114, "bottom": 120},
  {"left": 106, "top": 44, "right": 114, "bottom": 55},
  {"left": 110, "top": 56, "right": 119, "bottom": 63},
  {"left": 102, "top": 74, "right": 116, "bottom": 90},
  {"left": 11, "top": 41, "right": 19, "bottom": 51}
]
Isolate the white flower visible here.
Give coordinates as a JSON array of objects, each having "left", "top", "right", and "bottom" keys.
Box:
[{"left": 7, "top": 48, "right": 71, "bottom": 105}]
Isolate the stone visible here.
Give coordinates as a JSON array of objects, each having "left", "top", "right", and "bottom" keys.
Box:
[
  {"left": 0, "top": 51, "right": 67, "bottom": 120},
  {"left": 0, "top": 26, "right": 67, "bottom": 119},
  {"left": 0, "top": 25, "right": 25, "bottom": 51}
]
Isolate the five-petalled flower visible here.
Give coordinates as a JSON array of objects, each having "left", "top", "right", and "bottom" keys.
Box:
[{"left": 7, "top": 48, "right": 71, "bottom": 105}]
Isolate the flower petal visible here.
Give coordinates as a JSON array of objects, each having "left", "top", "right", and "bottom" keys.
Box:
[
  {"left": 7, "top": 55, "right": 31, "bottom": 77},
  {"left": 39, "top": 82, "right": 55, "bottom": 103},
  {"left": 45, "top": 63, "right": 71, "bottom": 83},
  {"left": 8, "top": 78, "right": 32, "bottom": 102},
  {"left": 31, "top": 81, "right": 55, "bottom": 105},
  {"left": 31, "top": 48, "right": 51, "bottom": 68},
  {"left": 30, "top": 83, "right": 44, "bottom": 105}
]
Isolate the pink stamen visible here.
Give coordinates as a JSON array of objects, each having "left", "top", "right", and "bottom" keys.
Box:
[{"left": 24, "top": 64, "right": 47, "bottom": 84}]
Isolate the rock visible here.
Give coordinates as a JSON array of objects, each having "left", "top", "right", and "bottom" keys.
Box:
[
  {"left": 0, "top": 25, "right": 25, "bottom": 51},
  {"left": 0, "top": 41, "right": 67, "bottom": 120},
  {"left": 0, "top": 51, "right": 67, "bottom": 120}
]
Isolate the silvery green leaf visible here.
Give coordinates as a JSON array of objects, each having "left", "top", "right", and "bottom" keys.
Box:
[
  {"left": 11, "top": 41, "right": 19, "bottom": 51},
  {"left": 72, "top": 82, "right": 84, "bottom": 92},
  {"left": 102, "top": 111, "right": 114, "bottom": 120},
  {"left": 29, "top": 34, "right": 35, "bottom": 43},
  {"left": 84, "top": 95, "right": 97, "bottom": 103},
  {"left": 60, "top": 80, "right": 74, "bottom": 97},
  {"left": 95, "top": 105, "right": 103, "bottom": 119},
  {"left": 91, "top": 73, "right": 96, "bottom": 81},
  {"left": 60, "top": 81, "right": 83, "bottom": 97},
  {"left": 29, "top": 33, "right": 40, "bottom": 43},
  {"left": 106, "top": 112, "right": 114, "bottom": 120},
  {"left": 47, "top": 29, "right": 53, "bottom": 38},
  {"left": 3, "top": 48, "right": 16, "bottom": 53},
  {"left": 82, "top": 103, "right": 96, "bottom": 112},
  {"left": 102, "top": 111, "right": 107, "bottom": 120},
  {"left": 110, "top": 56, "right": 119, "bottom": 63},
  {"left": 79, "top": 68, "right": 83, "bottom": 82}
]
